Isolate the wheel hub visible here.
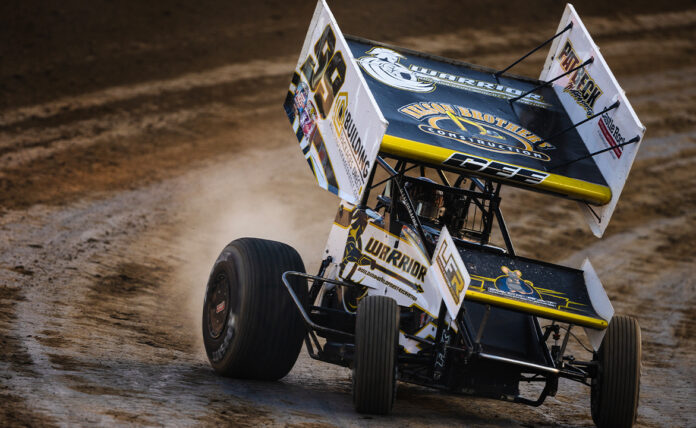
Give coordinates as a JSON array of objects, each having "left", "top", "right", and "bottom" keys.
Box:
[{"left": 207, "top": 272, "right": 230, "bottom": 339}]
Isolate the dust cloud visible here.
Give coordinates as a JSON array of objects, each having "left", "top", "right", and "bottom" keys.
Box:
[{"left": 169, "top": 143, "right": 337, "bottom": 353}]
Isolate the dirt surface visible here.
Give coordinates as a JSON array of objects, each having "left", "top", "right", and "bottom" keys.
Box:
[{"left": 1, "top": 1, "right": 695, "bottom": 426}]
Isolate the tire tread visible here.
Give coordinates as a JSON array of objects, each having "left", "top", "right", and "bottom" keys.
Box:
[
  {"left": 353, "top": 295, "right": 399, "bottom": 414},
  {"left": 592, "top": 315, "right": 641, "bottom": 428},
  {"left": 202, "top": 238, "right": 307, "bottom": 380}
]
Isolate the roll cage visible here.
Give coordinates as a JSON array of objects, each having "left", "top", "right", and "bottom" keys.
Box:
[
  {"left": 282, "top": 155, "right": 599, "bottom": 406},
  {"left": 364, "top": 155, "right": 513, "bottom": 256}
]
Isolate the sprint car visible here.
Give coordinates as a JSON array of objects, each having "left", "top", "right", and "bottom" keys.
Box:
[{"left": 202, "top": 2, "right": 645, "bottom": 427}]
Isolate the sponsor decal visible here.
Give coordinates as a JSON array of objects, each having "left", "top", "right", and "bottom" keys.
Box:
[
  {"left": 357, "top": 266, "right": 417, "bottom": 301},
  {"left": 400, "top": 101, "right": 553, "bottom": 161},
  {"left": 443, "top": 153, "right": 549, "bottom": 185},
  {"left": 556, "top": 40, "right": 631, "bottom": 161},
  {"left": 395, "top": 179, "right": 422, "bottom": 233},
  {"left": 597, "top": 113, "right": 625, "bottom": 159},
  {"left": 299, "top": 100, "right": 318, "bottom": 140},
  {"left": 358, "top": 47, "right": 434, "bottom": 92},
  {"left": 293, "top": 81, "right": 309, "bottom": 113},
  {"left": 331, "top": 92, "right": 372, "bottom": 190},
  {"left": 364, "top": 237, "right": 428, "bottom": 282},
  {"left": 468, "top": 267, "right": 587, "bottom": 312},
  {"left": 340, "top": 212, "right": 425, "bottom": 294},
  {"left": 215, "top": 301, "right": 226, "bottom": 314},
  {"left": 433, "top": 327, "right": 452, "bottom": 380},
  {"left": 429, "top": 226, "right": 470, "bottom": 319},
  {"left": 495, "top": 266, "right": 539, "bottom": 296},
  {"left": 557, "top": 40, "right": 603, "bottom": 117},
  {"left": 358, "top": 47, "right": 550, "bottom": 108},
  {"left": 434, "top": 239, "right": 467, "bottom": 305},
  {"left": 291, "top": 81, "right": 319, "bottom": 141},
  {"left": 486, "top": 287, "right": 558, "bottom": 308}
]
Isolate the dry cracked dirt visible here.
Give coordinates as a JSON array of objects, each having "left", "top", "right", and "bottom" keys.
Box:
[{"left": 0, "top": 1, "right": 694, "bottom": 426}]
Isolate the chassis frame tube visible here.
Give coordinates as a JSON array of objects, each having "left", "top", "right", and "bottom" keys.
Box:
[
  {"left": 281, "top": 271, "right": 371, "bottom": 340},
  {"left": 479, "top": 352, "right": 560, "bottom": 374}
]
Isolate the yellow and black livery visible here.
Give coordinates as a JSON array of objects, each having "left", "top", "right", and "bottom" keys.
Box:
[{"left": 346, "top": 36, "right": 612, "bottom": 206}]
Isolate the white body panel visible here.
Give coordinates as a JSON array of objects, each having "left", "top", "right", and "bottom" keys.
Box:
[
  {"left": 426, "top": 226, "right": 471, "bottom": 319},
  {"left": 324, "top": 206, "right": 449, "bottom": 352}
]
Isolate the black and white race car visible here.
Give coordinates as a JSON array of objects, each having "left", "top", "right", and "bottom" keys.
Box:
[{"left": 202, "top": 2, "right": 645, "bottom": 427}]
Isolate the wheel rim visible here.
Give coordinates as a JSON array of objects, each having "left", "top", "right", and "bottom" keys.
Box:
[{"left": 207, "top": 271, "right": 231, "bottom": 339}]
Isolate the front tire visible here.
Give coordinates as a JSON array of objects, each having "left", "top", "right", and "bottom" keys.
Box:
[
  {"left": 352, "top": 295, "right": 399, "bottom": 415},
  {"left": 202, "top": 238, "right": 308, "bottom": 380},
  {"left": 591, "top": 315, "right": 641, "bottom": 428}
]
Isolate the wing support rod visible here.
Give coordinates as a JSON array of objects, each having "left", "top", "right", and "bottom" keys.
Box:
[
  {"left": 494, "top": 22, "right": 573, "bottom": 78},
  {"left": 392, "top": 170, "right": 433, "bottom": 257},
  {"left": 549, "top": 135, "right": 640, "bottom": 171},
  {"left": 509, "top": 57, "right": 594, "bottom": 104},
  {"left": 533, "top": 100, "right": 620, "bottom": 148},
  {"left": 370, "top": 157, "right": 418, "bottom": 190}
]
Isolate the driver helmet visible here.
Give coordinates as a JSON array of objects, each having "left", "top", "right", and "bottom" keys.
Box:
[{"left": 405, "top": 177, "right": 444, "bottom": 223}]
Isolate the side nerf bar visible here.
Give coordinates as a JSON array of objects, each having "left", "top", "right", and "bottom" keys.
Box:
[{"left": 281, "top": 271, "right": 374, "bottom": 340}]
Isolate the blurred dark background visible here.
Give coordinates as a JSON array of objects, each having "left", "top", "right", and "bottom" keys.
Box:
[{"left": 2, "top": 0, "right": 694, "bottom": 110}]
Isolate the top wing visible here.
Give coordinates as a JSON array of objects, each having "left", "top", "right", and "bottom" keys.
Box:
[
  {"left": 284, "top": 1, "right": 645, "bottom": 235},
  {"left": 346, "top": 37, "right": 612, "bottom": 206}
]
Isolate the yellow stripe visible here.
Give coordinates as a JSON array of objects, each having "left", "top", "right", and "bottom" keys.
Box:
[
  {"left": 465, "top": 289, "right": 608, "bottom": 329},
  {"left": 380, "top": 134, "right": 611, "bottom": 205}
]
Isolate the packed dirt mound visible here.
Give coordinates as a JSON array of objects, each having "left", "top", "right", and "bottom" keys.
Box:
[{"left": 0, "top": 1, "right": 694, "bottom": 426}]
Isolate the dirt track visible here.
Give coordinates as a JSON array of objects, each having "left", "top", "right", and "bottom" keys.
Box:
[{"left": 1, "top": 1, "right": 695, "bottom": 426}]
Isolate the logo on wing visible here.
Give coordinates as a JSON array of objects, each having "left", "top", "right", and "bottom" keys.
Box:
[
  {"left": 494, "top": 266, "right": 539, "bottom": 297},
  {"left": 358, "top": 47, "right": 434, "bottom": 93},
  {"left": 557, "top": 40, "right": 603, "bottom": 117},
  {"left": 435, "top": 240, "right": 466, "bottom": 304},
  {"left": 400, "top": 101, "right": 554, "bottom": 161}
]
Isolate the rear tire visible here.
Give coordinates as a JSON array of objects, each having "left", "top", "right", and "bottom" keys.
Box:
[
  {"left": 202, "top": 237, "right": 308, "bottom": 380},
  {"left": 352, "top": 295, "right": 399, "bottom": 415},
  {"left": 591, "top": 315, "right": 641, "bottom": 428}
]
